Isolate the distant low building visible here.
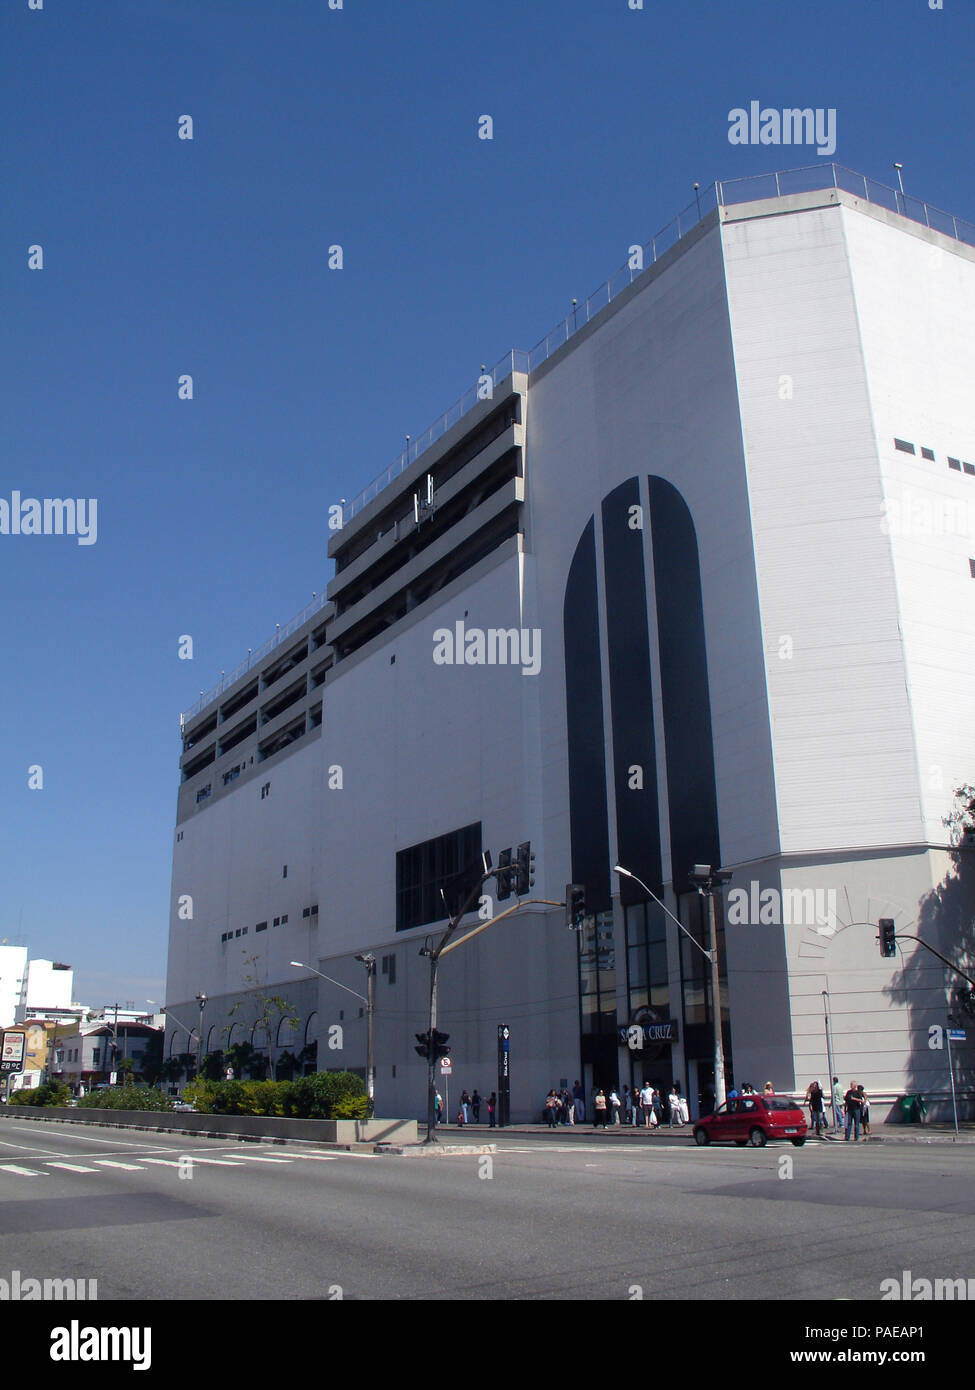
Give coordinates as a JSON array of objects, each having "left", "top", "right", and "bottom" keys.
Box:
[{"left": 53, "top": 1021, "right": 162, "bottom": 1094}]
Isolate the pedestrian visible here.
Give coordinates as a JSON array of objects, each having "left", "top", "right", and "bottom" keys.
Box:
[
  {"left": 471, "top": 1089, "right": 481, "bottom": 1123},
  {"left": 572, "top": 1079, "right": 585, "bottom": 1125},
  {"left": 487, "top": 1091, "right": 497, "bottom": 1127},
  {"left": 651, "top": 1088, "right": 663, "bottom": 1127},
  {"left": 564, "top": 1088, "right": 575, "bottom": 1125},
  {"left": 640, "top": 1082, "right": 654, "bottom": 1127},
  {"left": 460, "top": 1090, "right": 471, "bottom": 1125},
  {"left": 622, "top": 1085, "right": 631, "bottom": 1125},
  {"left": 831, "top": 1075, "right": 844, "bottom": 1131},
  {"left": 858, "top": 1084, "right": 870, "bottom": 1136},
  {"left": 763, "top": 1081, "right": 775, "bottom": 1096},
  {"left": 435, "top": 1090, "right": 444, "bottom": 1125},
  {"left": 593, "top": 1088, "right": 608, "bottom": 1128},
  {"left": 805, "top": 1080, "right": 826, "bottom": 1137},
  {"left": 544, "top": 1089, "right": 560, "bottom": 1128},
  {"left": 668, "top": 1084, "right": 682, "bottom": 1127},
  {"left": 609, "top": 1088, "right": 622, "bottom": 1125},
  {"left": 844, "top": 1081, "right": 862, "bottom": 1141}
]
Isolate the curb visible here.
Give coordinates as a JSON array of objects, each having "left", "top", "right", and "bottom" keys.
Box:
[
  {"left": 0, "top": 1112, "right": 371, "bottom": 1151},
  {"left": 375, "top": 1143, "right": 497, "bottom": 1157}
]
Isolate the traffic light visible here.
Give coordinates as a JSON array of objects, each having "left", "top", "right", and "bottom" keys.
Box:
[
  {"left": 566, "top": 883, "right": 586, "bottom": 930},
  {"left": 515, "top": 841, "right": 535, "bottom": 895},
  {"left": 496, "top": 847, "right": 512, "bottom": 901},
  {"left": 414, "top": 1030, "right": 450, "bottom": 1060},
  {"left": 879, "top": 918, "right": 896, "bottom": 958}
]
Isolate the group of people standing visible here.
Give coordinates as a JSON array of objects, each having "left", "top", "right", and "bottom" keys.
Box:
[
  {"left": 804, "top": 1076, "right": 871, "bottom": 1141},
  {"left": 434, "top": 1088, "right": 500, "bottom": 1127},
  {"left": 544, "top": 1082, "right": 687, "bottom": 1129}
]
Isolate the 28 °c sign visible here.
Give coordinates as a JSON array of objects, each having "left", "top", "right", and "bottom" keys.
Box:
[{"left": 1, "top": 1031, "right": 26, "bottom": 1073}]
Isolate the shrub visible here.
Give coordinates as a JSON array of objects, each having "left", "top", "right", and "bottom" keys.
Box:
[
  {"left": 77, "top": 1086, "right": 174, "bottom": 1111},
  {"left": 9, "top": 1081, "right": 72, "bottom": 1107},
  {"left": 282, "top": 1071, "right": 367, "bottom": 1120},
  {"left": 181, "top": 1078, "right": 217, "bottom": 1113},
  {"left": 332, "top": 1095, "right": 370, "bottom": 1121},
  {"left": 240, "top": 1080, "right": 285, "bottom": 1116}
]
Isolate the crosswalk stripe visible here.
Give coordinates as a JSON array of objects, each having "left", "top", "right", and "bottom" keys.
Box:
[
  {"left": 231, "top": 1155, "right": 292, "bottom": 1164},
  {"left": 186, "top": 1157, "right": 245, "bottom": 1166},
  {"left": 46, "top": 1162, "right": 98, "bottom": 1173},
  {"left": 93, "top": 1160, "right": 143, "bottom": 1170},
  {"left": 140, "top": 1158, "right": 181, "bottom": 1167},
  {"left": 0, "top": 1164, "right": 46, "bottom": 1176},
  {"left": 275, "top": 1152, "right": 338, "bottom": 1162}
]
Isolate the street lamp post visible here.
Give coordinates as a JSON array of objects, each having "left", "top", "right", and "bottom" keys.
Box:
[
  {"left": 195, "top": 993, "right": 207, "bottom": 1079},
  {"left": 354, "top": 953, "right": 377, "bottom": 1109},
  {"left": 687, "top": 865, "right": 732, "bottom": 1110},
  {"left": 822, "top": 987, "right": 838, "bottom": 1130},
  {"left": 614, "top": 863, "right": 731, "bottom": 1109},
  {"left": 290, "top": 961, "right": 373, "bottom": 1108}
]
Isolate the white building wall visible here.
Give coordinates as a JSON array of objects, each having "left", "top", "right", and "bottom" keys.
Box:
[{"left": 0, "top": 945, "right": 27, "bottom": 1029}]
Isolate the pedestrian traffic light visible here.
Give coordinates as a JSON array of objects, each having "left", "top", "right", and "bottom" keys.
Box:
[
  {"left": 879, "top": 918, "right": 896, "bottom": 958},
  {"left": 566, "top": 883, "right": 586, "bottom": 930},
  {"left": 415, "top": 1031, "right": 432, "bottom": 1060},
  {"left": 496, "top": 847, "right": 512, "bottom": 901},
  {"left": 515, "top": 841, "right": 535, "bottom": 895}
]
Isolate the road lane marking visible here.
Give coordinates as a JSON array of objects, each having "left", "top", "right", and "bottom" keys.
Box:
[
  {"left": 0, "top": 1164, "right": 47, "bottom": 1176},
  {"left": 93, "top": 1160, "right": 144, "bottom": 1170},
  {"left": 45, "top": 1162, "right": 98, "bottom": 1173},
  {"left": 231, "top": 1155, "right": 292, "bottom": 1163},
  {"left": 187, "top": 1158, "right": 245, "bottom": 1166}
]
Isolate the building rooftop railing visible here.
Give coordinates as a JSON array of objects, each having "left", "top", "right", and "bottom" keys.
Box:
[
  {"left": 180, "top": 591, "right": 328, "bottom": 727},
  {"left": 181, "top": 164, "right": 974, "bottom": 727}
]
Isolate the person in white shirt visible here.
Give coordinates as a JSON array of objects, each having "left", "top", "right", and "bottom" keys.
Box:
[
  {"left": 640, "top": 1083, "right": 654, "bottom": 1127},
  {"left": 668, "top": 1085, "right": 682, "bottom": 1126},
  {"left": 609, "top": 1089, "right": 621, "bottom": 1125}
]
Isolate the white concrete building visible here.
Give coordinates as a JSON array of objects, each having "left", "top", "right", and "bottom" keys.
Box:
[
  {"left": 0, "top": 945, "right": 28, "bottom": 1029},
  {"left": 166, "top": 166, "right": 975, "bottom": 1121},
  {"left": 15, "top": 959, "right": 77, "bottom": 1023}
]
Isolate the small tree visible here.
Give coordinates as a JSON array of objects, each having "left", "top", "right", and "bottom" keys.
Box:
[
  {"left": 227, "top": 952, "right": 301, "bottom": 1080},
  {"left": 200, "top": 1049, "right": 226, "bottom": 1081},
  {"left": 140, "top": 1031, "right": 164, "bottom": 1086},
  {"left": 225, "top": 1041, "right": 255, "bottom": 1080}
]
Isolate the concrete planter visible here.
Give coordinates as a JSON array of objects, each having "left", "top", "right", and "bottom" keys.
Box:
[{"left": 0, "top": 1108, "right": 417, "bottom": 1146}]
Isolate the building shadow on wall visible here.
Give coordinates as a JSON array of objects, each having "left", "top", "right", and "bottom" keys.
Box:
[{"left": 884, "top": 848, "right": 975, "bottom": 1121}]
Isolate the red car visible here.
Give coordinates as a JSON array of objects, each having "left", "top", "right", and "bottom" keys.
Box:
[{"left": 693, "top": 1094, "right": 807, "bottom": 1147}]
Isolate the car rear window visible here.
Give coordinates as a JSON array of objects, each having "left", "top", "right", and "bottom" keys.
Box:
[{"left": 766, "top": 1098, "right": 801, "bottom": 1111}]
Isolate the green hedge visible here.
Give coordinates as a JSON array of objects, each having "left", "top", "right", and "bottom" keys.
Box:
[
  {"left": 77, "top": 1086, "right": 174, "bottom": 1111},
  {"left": 8, "top": 1081, "right": 72, "bottom": 1107},
  {"left": 181, "top": 1071, "right": 368, "bottom": 1120}
]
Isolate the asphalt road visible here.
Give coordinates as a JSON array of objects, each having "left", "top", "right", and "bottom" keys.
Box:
[{"left": 1, "top": 1117, "right": 974, "bottom": 1301}]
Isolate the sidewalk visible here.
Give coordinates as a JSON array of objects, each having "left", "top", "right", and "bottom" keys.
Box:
[{"left": 430, "top": 1119, "right": 975, "bottom": 1144}]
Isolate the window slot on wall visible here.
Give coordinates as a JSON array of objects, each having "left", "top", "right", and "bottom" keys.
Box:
[
  {"left": 949, "top": 458, "right": 962, "bottom": 471},
  {"left": 894, "top": 438, "right": 916, "bottom": 454},
  {"left": 921, "top": 447, "right": 935, "bottom": 461}
]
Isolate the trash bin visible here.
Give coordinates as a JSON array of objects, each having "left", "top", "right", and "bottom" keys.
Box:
[{"left": 900, "top": 1095, "right": 918, "bottom": 1123}]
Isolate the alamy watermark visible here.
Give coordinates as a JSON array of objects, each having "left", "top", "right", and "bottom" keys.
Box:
[
  {"left": 882, "top": 1271, "right": 975, "bottom": 1300},
  {"left": 728, "top": 102, "right": 836, "bottom": 158},
  {"left": 0, "top": 492, "right": 98, "bottom": 545},
  {"left": 726, "top": 882, "right": 838, "bottom": 932},
  {"left": 432, "top": 621, "right": 541, "bottom": 676},
  {"left": 1, "top": 1269, "right": 97, "bottom": 1300}
]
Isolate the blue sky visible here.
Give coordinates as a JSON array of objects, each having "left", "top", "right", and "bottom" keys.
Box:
[{"left": 1, "top": 0, "right": 971, "bottom": 1008}]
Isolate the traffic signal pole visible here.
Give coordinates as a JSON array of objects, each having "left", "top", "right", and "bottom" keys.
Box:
[{"left": 420, "top": 854, "right": 562, "bottom": 1144}]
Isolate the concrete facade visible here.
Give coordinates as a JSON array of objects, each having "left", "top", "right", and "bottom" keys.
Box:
[{"left": 167, "top": 178, "right": 975, "bottom": 1121}]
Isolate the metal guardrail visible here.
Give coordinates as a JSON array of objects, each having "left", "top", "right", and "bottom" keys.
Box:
[
  {"left": 182, "top": 164, "right": 973, "bottom": 727},
  {"left": 181, "top": 591, "right": 328, "bottom": 726}
]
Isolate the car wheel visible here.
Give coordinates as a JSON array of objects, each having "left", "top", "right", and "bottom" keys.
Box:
[
  {"left": 791, "top": 1138, "right": 806, "bottom": 1147},
  {"left": 748, "top": 1127, "right": 767, "bottom": 1147},
  {"left": 693, "top": 1127, "right": 710, "bottom": 1146}
]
